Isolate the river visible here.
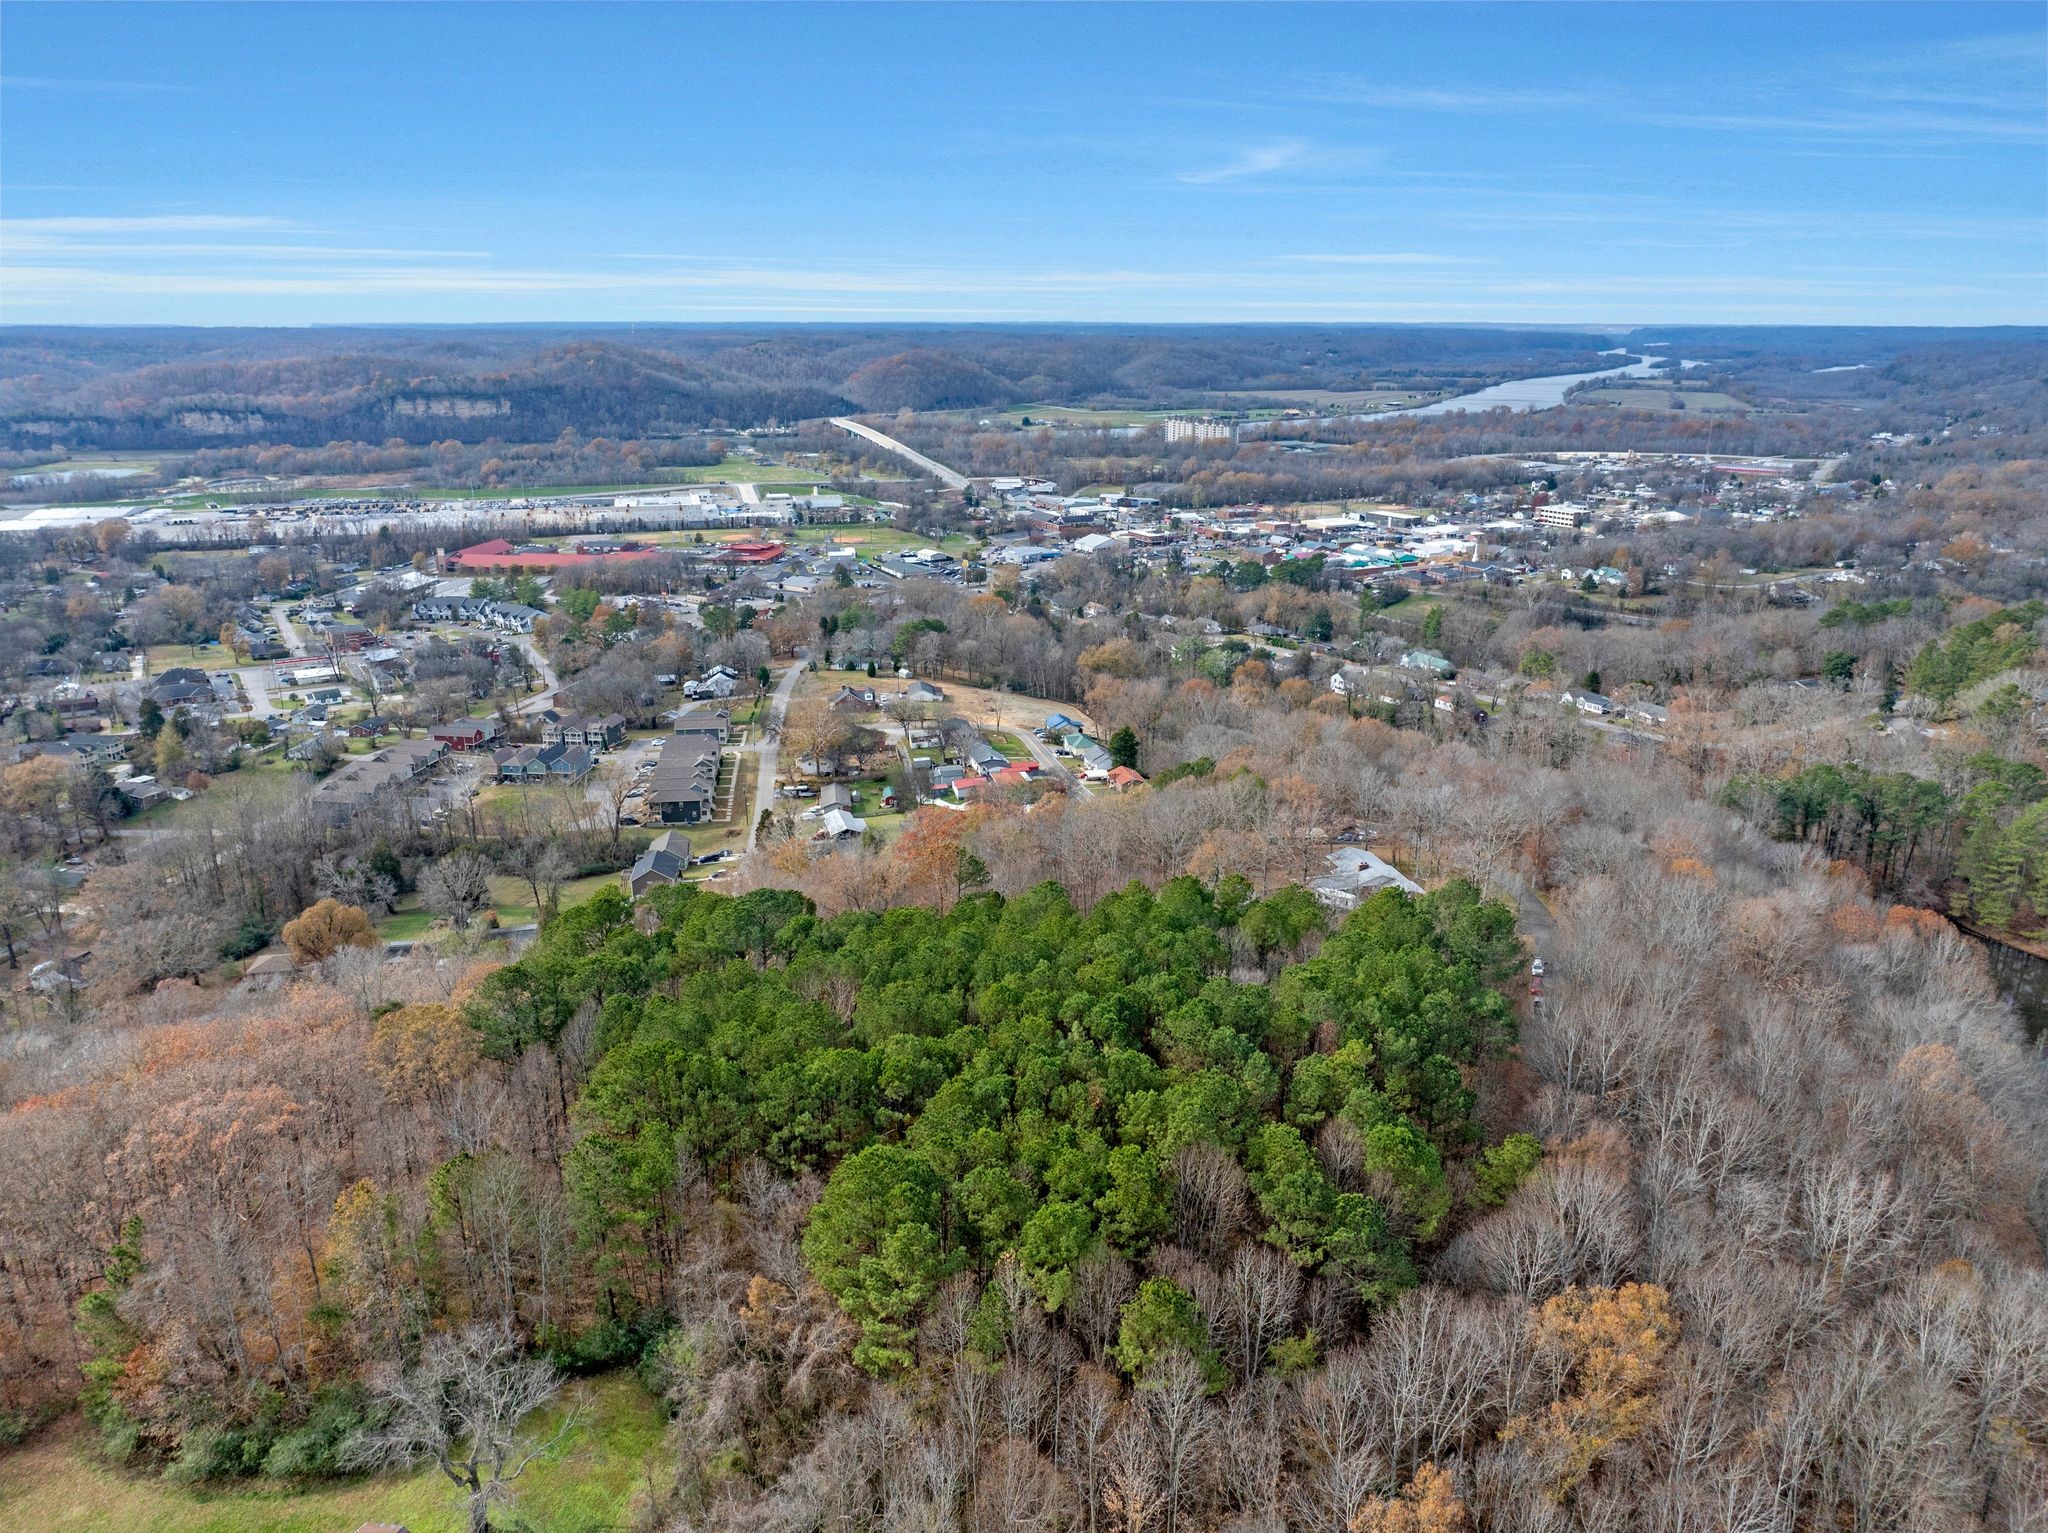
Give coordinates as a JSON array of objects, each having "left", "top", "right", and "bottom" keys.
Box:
[{"left": 1351, "top": 353, "right": 1666, "bottom": 421}]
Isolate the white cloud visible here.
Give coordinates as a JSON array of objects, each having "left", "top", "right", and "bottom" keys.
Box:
[
  {"left": 1, "top": 214, "right": 295, "bottom": 236},
  {"left": 1282, "top": 252, "right": 1486, "bottom": 267},
  {"left": 1176, "top": 140, "right": 1313, "bottom": 184}
]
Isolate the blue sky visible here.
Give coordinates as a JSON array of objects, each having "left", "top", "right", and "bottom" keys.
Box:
[{"left": 2, "top": 2, "right": 2042, "bottom": 326}]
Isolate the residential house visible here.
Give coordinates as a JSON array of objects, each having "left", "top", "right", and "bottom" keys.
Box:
[
  {"left": 828, "top": 685, "right": 877, "bottom": 712},
  {"left": 237, "top": 952, "right": 298, "bottom": 993},
  {"left": 1559, "top": 687, "right": 1616, "bottom": 717},
  {"left": 541, "top": 713, "right": 626, "bottom": 752},
  {"left": 309, "top": 738, "right": 449, "bottom": 820},
  {"left": 1106, "top": 766, "right": 1147, "bottom": 792},
  {"left": 146, "top": 667, "right": 215, "bottom": 711},
  {"left": 1308, "top": 848, "right": 1424, "bottom": 911},
  {"left": 684, "top": 665, "right": 739, "bottom": 700},
  {"left": 491, "top": 742, "right": 593, "bottom": 783},
  {"left": 483, "top": 603, "right": 543, "bottom": 633},
  {"left": 817, "top": 783, "right": 854, "bottom": 813},
  {"left": 814, "top": 807, "right": 868, "bottom": 839},
  {"left": 627, "top": 830, "right": 690, "bottom": 896},
  {"left": 1627, "top": 700, "right": 1671, "bottom": 727},
  {"left": 1396, "top": 649, "right": 1456, "bottom": 678},
  {"left": 671, "top": 710, "right": 731, "bottom": 748},
  {"left": 647, "top": 734, "right": 722, "bottom": 824},
  {"left": 429, "top": 718, "right": 503, "bottom": 752},
  {"left": 1329, "top": 666, "right": 1413, "bottom": 707},
  {"left": 963, "top": 738, "right": 1008, "bottom": 774},
  {"left": 51, "top": 690, "right": 102, "bottom": 724},
  {"left": 1061, "top": 732, "right": 1114, "bottom": 775}
]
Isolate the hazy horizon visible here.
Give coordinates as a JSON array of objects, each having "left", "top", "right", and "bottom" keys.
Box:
[{"left": 3, "top": 1, "right": 2042, "bottom": 328}]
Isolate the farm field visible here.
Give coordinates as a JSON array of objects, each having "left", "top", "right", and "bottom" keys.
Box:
[
  {"left": 0, "top": 1372, "right": 663, "bottom": 1533},
  {"left": 1571, "top": 385, "right": 1751, "bottom": 414}
]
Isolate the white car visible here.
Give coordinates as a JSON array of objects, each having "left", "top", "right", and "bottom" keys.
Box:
[{"left": 1530, "top": 957, "right": 1545, "bottom": 978}]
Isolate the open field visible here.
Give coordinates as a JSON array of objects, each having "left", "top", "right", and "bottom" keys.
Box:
[
  {"left": 672, "top": 456, "right": 829, "bottom": 485},
  {"left": 798, "top": 667, "right": 1089, "bottom": 739},
  {"left": 1215, "top": 387, "right": 1438, "bottom": 410},
  {"left": 1571, "top": 384, "right": 1751, "bottom": 414},
  {"left": 144, "top": 642, "right": 229, "bottom": 674},
  {"left": 999, "top": 404, "right": 1177, "bottom": 426},
  {"left": 0, "top": 1371, "right": 663, "bottom": 1533},
  {"left": 10, "top": 453, "right": 164, "bottom": 477}
]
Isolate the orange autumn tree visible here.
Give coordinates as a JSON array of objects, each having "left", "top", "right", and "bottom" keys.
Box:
[
  {"left": 1351, "top": 1463, "right": 1471, "bottom": 1533},
  {"left": 367, "top": 1002, "right": 482, "bottom": 1108},
  {"left": 281, "top": 898, "right": 378, "bottom": 964},
  {"left": 1501, "top": 1282, "right": 1678, "bottom": 1504}
]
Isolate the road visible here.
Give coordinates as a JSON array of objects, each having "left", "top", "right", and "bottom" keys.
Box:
[
  {"left": 233, "top": 663, "right": 280, "bottom": 716},
  {"left": 747, "top": 653, "right": 809, "bottom": 846},
  {"left": 1015, "top": 726, "right": 1086, "bottom": 793},
  {"left": 505, "top": 634, "right": 560, "bottom": 716},
  {"left": 830, "top": 417, "right": 970, "bottom": 492},
  {"left": 269, "top": 602, "right": 309, "bottom": 657}
]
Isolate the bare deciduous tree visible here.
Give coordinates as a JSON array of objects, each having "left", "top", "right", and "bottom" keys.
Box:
[{"left": 346, "top": 1323, "right": 573, "bottom": 1533}]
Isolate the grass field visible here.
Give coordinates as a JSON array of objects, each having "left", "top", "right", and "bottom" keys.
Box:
[
  {"left": 0, "top": 1372, "right": 664, "bottom": 1533},
  {"left": 1000, "top": 404, "right": 1175, "bottom": 427},
  {"left": 1572, "top": 385, "right": 1750, "bottom": 414},
  {"left": 11, "top": 454, "right": 163, "bottom": 476},
  {"left": 376, "top": 870, "right": 622, "bottom": 939},
  {"left": 1215, "top": 387, "right": 1437, "bottom": 411},
  {"left": 672, "top": 457, "right": 829, "bottom": 485},
  {"left": 145, "top": 642, "right": 228, "bottom": 674}
]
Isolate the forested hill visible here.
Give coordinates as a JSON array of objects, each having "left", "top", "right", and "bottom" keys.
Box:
[
  {"left": 473, "top": 874, "right": 1523, "bottom": 1374},
  {"left": 0, "top": 324, "right": 1623, "bottom": 447}
]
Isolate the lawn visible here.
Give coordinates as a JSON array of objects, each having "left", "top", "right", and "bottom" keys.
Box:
[
  {"left": 378, "top": 871, "right": 624, "bottom": 939},
  {"left": 983, "top": 730, "right": 1031, "bottom": 762},
  {"left": 145, "top": 642, "right": 229, "bottom": 674},
  {"left": 484, "top": 871, "right": 622, "bottom": 927},
  {"left": 0, "top": 1371, "right": 665, "bottom": 1533},
  {"left": 672, "top": 456, "right": 829, "bottom": 485},
  {"left": 845, "top": 778, "right": 911, "bottom": 839},
  {"left": 375, "top": 902, "right": 435, "bottom": 942}
]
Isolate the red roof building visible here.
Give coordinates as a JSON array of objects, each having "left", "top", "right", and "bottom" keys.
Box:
[
  {"left": 447, "top": 538, "right": 662, "bottom": 572},
  {"left": 714, "top": 541, "right": 788, "bottom": 565}
]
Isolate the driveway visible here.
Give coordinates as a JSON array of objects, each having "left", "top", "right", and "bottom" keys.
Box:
[
  {"left": 505, "top": 633, "right": 560, "bottom": 716},
  {"left": 747, "top": 653, "right": 809, "bottom": 846}
]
